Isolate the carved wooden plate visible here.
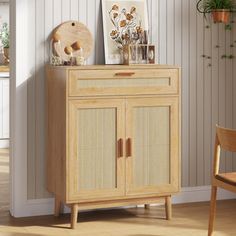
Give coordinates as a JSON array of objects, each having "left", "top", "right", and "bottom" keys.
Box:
[{"left": 53, "top": 21, "right": 93, "bottom": 62}]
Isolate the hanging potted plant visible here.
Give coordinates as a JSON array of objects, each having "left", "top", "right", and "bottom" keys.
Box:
[
  {"left": 0, "top": 23, "right": 9, "bottom": 64},
  {"left": 197, "top": 0, "right": 235, "bottom": 24}
]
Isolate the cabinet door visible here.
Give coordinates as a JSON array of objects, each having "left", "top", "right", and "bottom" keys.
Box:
[
  {"left": 68, "top": 99, "right": 125, "bottom": 201},
  {"left": 126, "top": 97, "right": 180, "bottom": 196}
]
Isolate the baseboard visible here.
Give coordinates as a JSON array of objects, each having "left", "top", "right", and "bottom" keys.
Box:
[
  {"left": 172, "top": 186, "right": 236, "bottom": 204},
  {"left": 11, "top": 185, "right": 236, "bottom": 217},
  {"left": 11, "top": 198, "right": 54, "bottom": 217},
  {"left": 0, "top": 140, "right": 9, "bottom": 148}
]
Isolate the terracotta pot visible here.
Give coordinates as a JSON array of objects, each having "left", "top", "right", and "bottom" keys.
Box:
[
  {"left": 3, "top": 47, "right": 9, "bottom": 64},
  {"left": 212, "top": 10, "right": 230, "bottom": 24}
]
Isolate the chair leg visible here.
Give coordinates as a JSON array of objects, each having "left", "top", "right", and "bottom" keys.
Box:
[
  {"left": 54, "top": 196, "right": 61, "bottom": 217},
  {"left": 165, "top": 196, "right": 172, "bottom": 220},
  {"left": 208, "top": 186, "right": 217, "bottom": 236},
  {"left": 71, "top": 204, "right": 79, "bottom": 229}
]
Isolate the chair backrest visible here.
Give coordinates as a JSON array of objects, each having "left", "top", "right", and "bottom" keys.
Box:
[{"left": 216, "top": 125, "right": 236, "bottom": 152}]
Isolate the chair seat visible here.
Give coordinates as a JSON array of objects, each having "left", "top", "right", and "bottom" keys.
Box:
[{"left": 215, "top": 172, "right": 236, "bottom": 186}]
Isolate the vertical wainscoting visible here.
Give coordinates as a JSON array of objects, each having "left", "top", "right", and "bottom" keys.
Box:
[
  {"left": 27, "top": 0, "right": 236, "bottom": 199},
  {"left": 0, "top": 78, "right": 9, "bottom": 146},
  {"left": 0, "top": 3, "right": 9, "bottom": 146}
]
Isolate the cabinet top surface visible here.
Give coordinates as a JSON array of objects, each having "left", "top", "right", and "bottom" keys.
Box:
[{"left": 47, "top": 64, "right": 181, "bottom": 71}]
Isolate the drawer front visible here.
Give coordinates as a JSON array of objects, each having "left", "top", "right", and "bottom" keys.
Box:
[{"left": 68, "top": 69, "right": 179, "bottom": 96}]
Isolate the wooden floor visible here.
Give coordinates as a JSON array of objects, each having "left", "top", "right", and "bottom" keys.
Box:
[
  {"left": 0, "top": 149, "right": 236, "bottom": 236},
  {"left": 0, "top": 149, "right": 9, "bottom": 215}
]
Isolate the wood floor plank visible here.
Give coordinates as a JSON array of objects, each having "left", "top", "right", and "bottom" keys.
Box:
[
  {"left": 1, "top": 149, "right": 236, "bottom": 235},
  {"left": 0, "top": 201, "right": 236, "bottom": 236},
  {"left": 0, "top": 148, "right": 9, "bottom": 215}
]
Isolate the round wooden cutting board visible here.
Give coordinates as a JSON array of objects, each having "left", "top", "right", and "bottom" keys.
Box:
[{"left": 53, "top": 21, "right": 93, "bottom": 62}]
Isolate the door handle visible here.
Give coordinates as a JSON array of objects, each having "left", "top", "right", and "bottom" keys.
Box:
[
  {"left": 117, "top": 138, "right": 124, "bottom": 158},
  {"left": 126, "top": 138, "right": 132, "bottom": 157}
]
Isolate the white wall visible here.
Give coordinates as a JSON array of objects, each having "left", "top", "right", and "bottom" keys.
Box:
[
  {"left": 0, "top": 3, "right": 9, "bottom": 64},
  {"left": 0, "top": 76, "right": 9, "bottom": 148},
  {"left": 0, "top": 3, "right": 9, "bottom": 147},
  {"left": 0, "top": 3, "right": 9, "bottom": 25},
  {"left": 10, "top": 0, "right": 236, "bottom": 217},
  {"left": 27, "top": 0, "right": 236, "bottom": 200}
]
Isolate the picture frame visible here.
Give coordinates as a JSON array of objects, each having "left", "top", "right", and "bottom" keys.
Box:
[{"left": 102, "top": 0, "right": 149, "bottom": 65}]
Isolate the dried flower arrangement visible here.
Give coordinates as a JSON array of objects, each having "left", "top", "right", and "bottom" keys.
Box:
[{"left": 108, "top": 4, "right": 145, "bottom": 49}]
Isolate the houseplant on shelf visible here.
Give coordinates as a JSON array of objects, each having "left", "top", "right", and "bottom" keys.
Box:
[
  {"left": 197, "top": 0, "right": 235, "bottom": 24},
  {"left": 0, "top": 23, "right": 9, "bottom": 64}
]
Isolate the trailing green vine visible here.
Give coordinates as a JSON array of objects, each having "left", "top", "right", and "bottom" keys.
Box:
[
  {"left": 196, "top": 0, "right": 236, "bottom": 66},
  {"left": 200, "top": 21, "right": 235, "bottom": 66}
]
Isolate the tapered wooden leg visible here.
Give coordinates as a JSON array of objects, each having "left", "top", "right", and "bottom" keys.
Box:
[
  {"left": 71, "top": 204, "right": 79, "bottom": 229},
  {"left": 165, "top": 196, "right": 172, "bottom": 220},
  {"left": 208, "top": 186, "right": 217, "bottom": 236},
  {"left": 145, "top": 204, "right": 150, "bottom": 209},
  {"left": 54, "top": 196, "right": 61, "bottom": 217}
]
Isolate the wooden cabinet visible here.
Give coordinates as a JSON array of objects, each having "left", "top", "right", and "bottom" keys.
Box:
[{"left": 46, "top": 65, "right": 181, "bottom": 229}]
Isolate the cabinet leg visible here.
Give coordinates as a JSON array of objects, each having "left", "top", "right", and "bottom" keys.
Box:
[
  {"left": 71, "top": 204, "right": 79, "bottom": 229},
  {"left": 144, "top": 204, "right": 150, "bottom": 209},
  {"left": 54, "top": 196, "right": 61, "bottom": 217},
  {"left": 165, "top": 196, "right": 172, "bottom": 220}
]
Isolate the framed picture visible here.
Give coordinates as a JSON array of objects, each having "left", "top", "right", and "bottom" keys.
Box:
[{"left": 102, "top": 0, "right": 149, "bottom": 64}]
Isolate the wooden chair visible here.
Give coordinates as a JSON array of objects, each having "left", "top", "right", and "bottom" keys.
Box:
[{"left": 208, "top": 125, "right": 236, "bottom": 236}]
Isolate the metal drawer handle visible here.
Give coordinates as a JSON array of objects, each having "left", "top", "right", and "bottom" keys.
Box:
[{"left": 115, "top": 72, "right": 135, "bottom": 77}]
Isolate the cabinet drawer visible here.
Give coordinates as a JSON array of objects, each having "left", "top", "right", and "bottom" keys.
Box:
[{"left": 68, "top": 69, "right": 179, "bottom": 96}]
